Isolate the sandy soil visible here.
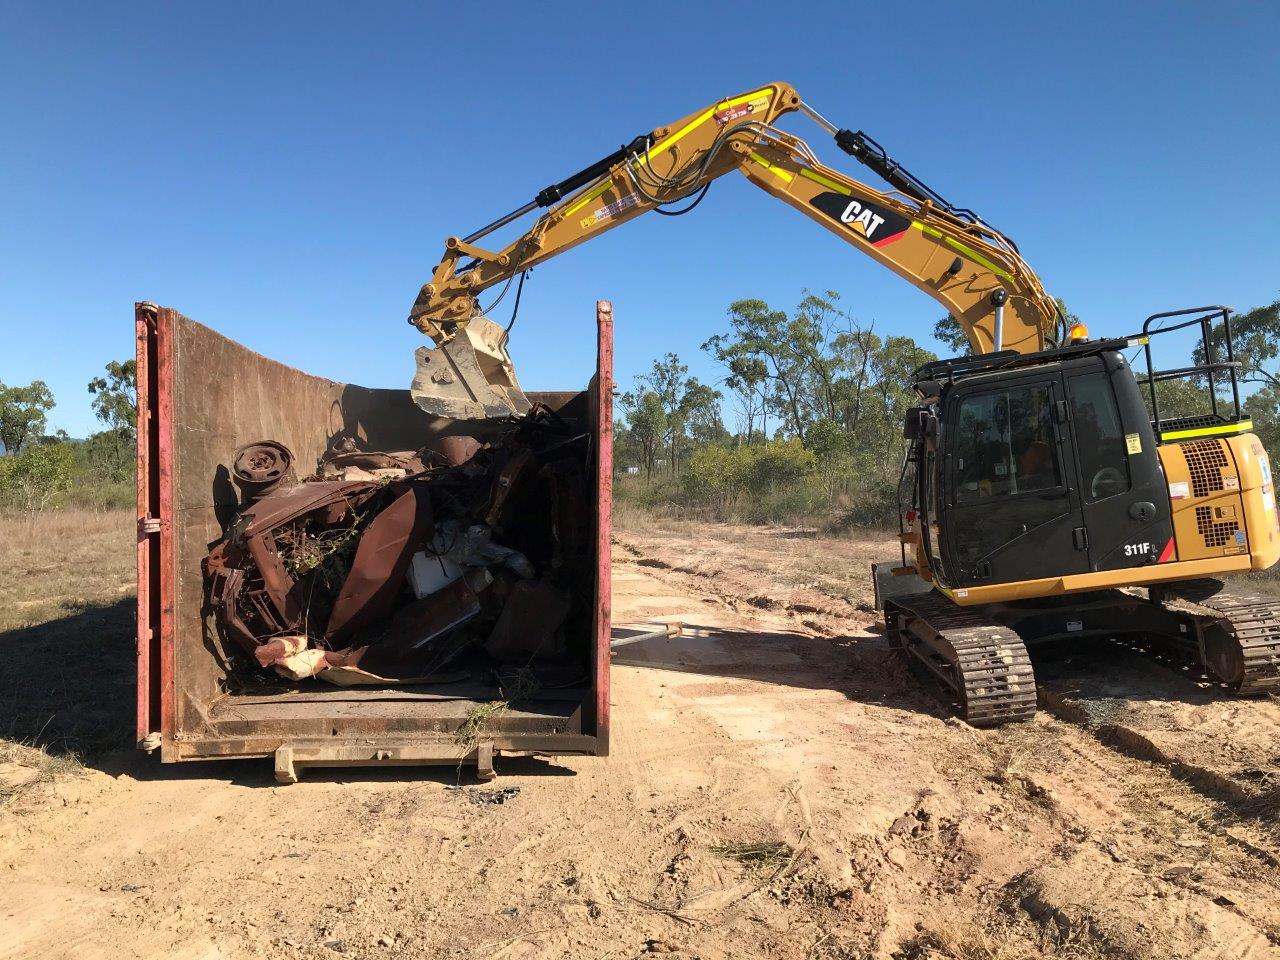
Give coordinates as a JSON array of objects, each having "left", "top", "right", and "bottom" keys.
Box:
[{"left": 3, "top": 512, "right": 1280, "bottom": 958}]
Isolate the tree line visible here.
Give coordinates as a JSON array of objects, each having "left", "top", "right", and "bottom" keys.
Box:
[
  {"left": 616, "top": 290, "right": 938, "bottom": 525},
  {"left": 6, "top": 296, "right": 1276, "bottom": 524},
  {"left": 616, "top": 292, "right": 1280, "bottom": 527},
  {"left": 0, "top": 360, "right": 137, "bottom": 514}
]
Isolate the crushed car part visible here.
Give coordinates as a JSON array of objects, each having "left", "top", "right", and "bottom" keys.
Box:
[
  {"left": 245, "top": 524, "right": 301, "bottom": 627},
  {"left": 252, "top": 634, "right": 309, "bottom": 669},
  {"left": 383, "top": 568, "right": 492, "bottom": 653},
  {"left": 247, "top": 634, "right": 354, "bottom": 680},
  {"left": 273, "top": 646, "right": 344, "bottom": 680},
  {"left": 137, "top": 301, "right": 614, "bottom": 780},
  {"left": 206, "top": 396, "right": 591, "bottom": 689},
  {"left": 434, "top": 435, "right": 482, "bottom": 467},
  {"left": 484, "top": 578, "right": 571, "bottom": 661},
  {"left": 237, "top": 479, "right": 381, "bottom": 537},
  {"left": 318, "top": 445, "right": 429, "bottom": 482},
  {"left": 414, "top": 521, "right": 536, "bottom": 589},
  {"left": 484, "top": 448, "right": 537, "bottom": 531},
  {"left": 325, "top": 484, "right": 434, "bottom": 641},
  {"left": 407, "top": 548, "right": 464, "bottom": 598},
  {"left": 205, "top": 479, "right": 383, "bottom": 654}
]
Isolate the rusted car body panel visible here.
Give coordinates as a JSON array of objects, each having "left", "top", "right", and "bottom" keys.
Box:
[{"left": 135, "top": 301, "right": 612, "bottom": 774}]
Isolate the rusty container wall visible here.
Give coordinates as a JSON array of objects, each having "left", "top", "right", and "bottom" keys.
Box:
[{"left": 135, "top": 302, "right": 611, "bottom": 766}]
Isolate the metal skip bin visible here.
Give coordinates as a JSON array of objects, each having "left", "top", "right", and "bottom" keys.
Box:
[{"left": 135, "top": 301, "right": 614, "bottom": 782}]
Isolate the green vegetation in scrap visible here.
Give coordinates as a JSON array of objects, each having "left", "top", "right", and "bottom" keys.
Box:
[{"left": 455, "top": 668, "right": 541, "bottom": 751}]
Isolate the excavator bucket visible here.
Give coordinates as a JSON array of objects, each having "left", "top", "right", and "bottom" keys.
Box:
[{"left": 410, "top": 315, "right": 532, "bottom": 420}]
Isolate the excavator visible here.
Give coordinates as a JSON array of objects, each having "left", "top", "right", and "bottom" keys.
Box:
[{"left": 403, "top": 82, "right": 1280, "bottom": 726}]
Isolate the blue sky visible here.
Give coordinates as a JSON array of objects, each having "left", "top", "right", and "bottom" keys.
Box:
[{"left": 2, "top": 2, "right": 1277, "bottom": 437}]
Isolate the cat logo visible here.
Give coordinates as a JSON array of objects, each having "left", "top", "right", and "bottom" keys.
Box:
[
  {"left": 808, "top": 191, "right": 911, "bottom": 247},
  {"left": 838, "top": 200, "right": 886, "bottom": 238}
]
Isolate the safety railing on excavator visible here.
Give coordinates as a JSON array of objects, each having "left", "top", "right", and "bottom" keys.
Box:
[{"left": 1137, "top": 306, "right": 1246, "bottom": 442}]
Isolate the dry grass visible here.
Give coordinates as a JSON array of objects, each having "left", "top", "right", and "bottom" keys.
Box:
[
  {"left": 709, "top": 839, "right": 793, "bottom": 873},
  {"left": 0, "top": 506, "right": 135, "bottom": 632},
  {"left": 0, "top": 507, "right": 136, "bottom": 800},
  {"left": 611, "top": 500, "right": 705, "bottom": 539},
  {"left": 899, "top": 918, "right": 1102, "bottom": 960},
  {"left": 0, "top": 740, "right": 83, "bottom": 806}
]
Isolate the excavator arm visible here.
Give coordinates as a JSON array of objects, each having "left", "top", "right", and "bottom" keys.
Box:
[{"left": 407, "top": 82, "right": 1062, "bottom": 416}]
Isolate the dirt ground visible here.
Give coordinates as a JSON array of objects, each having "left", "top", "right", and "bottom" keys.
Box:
[{"left": 4, "top": 509, "right": 1280, "bottom": 959}]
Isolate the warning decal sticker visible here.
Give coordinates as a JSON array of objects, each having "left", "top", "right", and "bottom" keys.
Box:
[{"left": 581, "top": 193, "right": 642, "bottom": 229}]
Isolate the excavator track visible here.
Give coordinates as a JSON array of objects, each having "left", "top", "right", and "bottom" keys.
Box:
[
  {"left": 884, "top": 591, "right": 1037, "bottom": 727},
  {"left": 1154, "top": 579, "right": 1280, "bottom": 694}
]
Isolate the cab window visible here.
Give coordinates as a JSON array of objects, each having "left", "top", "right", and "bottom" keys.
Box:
[
  {"left": 953, "top": 383, "right": 1059, "bottom": 505},
  {"left": 1070, "top": 371, "right": 1131, "bottom": 501}
]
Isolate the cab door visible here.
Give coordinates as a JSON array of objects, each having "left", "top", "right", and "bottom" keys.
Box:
[
  {"left": 940, "top": 373, "right": 1090, "bottom": 587},
  {"left": 1065, "top": 360, "right": 1174, "bottom": 571}
]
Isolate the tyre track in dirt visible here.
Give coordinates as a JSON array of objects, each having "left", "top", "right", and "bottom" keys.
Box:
[
  {"left": 613, "top": 535, "right": 879, "bottom": 637},
  {"left": 615, "top": 526, "right": 1280, "bottom": 827},
  {"left": 614, "top": 525, "right": 1280, "bottom": 957},
  {"left": 3, "top": 525, "right": 1280, "bottom": 958},
  {"left": 1035, "top": 635, "right": 1280, "bottom": 818}
]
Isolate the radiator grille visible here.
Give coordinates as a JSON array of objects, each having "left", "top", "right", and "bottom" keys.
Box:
[
  {"left": 1196, "top": 504, "right": 1240, "bottom": 549},
  {"left": 1182, "top": 438, "right": 1228, "bottom": 498}
]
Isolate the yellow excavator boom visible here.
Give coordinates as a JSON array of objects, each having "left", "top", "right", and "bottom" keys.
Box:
[
  {"left": 404, "top": 80, "right": 1064, "bottom": 414},
  {"left": 408, "top": 82, "right": 1061, "bottom": 403}
]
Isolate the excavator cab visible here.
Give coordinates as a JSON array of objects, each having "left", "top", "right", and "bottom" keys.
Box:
[
  {"left": 886, "top": 307, "right": 1280, "bottom": 726},
  {"left": 904, "top": 306, "right": 1263, "bottom": 596},
  {"left": 917, "top": 339, "right": 1174, "bottom": 590}
]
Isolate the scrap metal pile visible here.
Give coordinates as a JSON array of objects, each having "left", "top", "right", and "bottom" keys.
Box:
[{"left": 204, "top": 405, "right": 591, "bottom": 687}]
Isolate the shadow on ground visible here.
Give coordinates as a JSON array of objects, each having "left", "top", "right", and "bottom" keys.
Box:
[
  {"left": 0, "top": 598, "right": 580, "bottom": 785},
  {"left": 0, "top": 597, "right": 136, "bottom": 764},
  {"left": 613, "top": 616, "right": 1249, "bottom": 723},
  {"left": 90, "top": 748, "right": 574, "bottom": 787},
  {"left": 613, "top": 620, "right": 949, "bottom": 720},
  {"left": 1, "top": 591, "right": 1243, "bottom": 781},
  {"left": 1032, "top": 633, "right": 1252, "bottom": 709}
]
